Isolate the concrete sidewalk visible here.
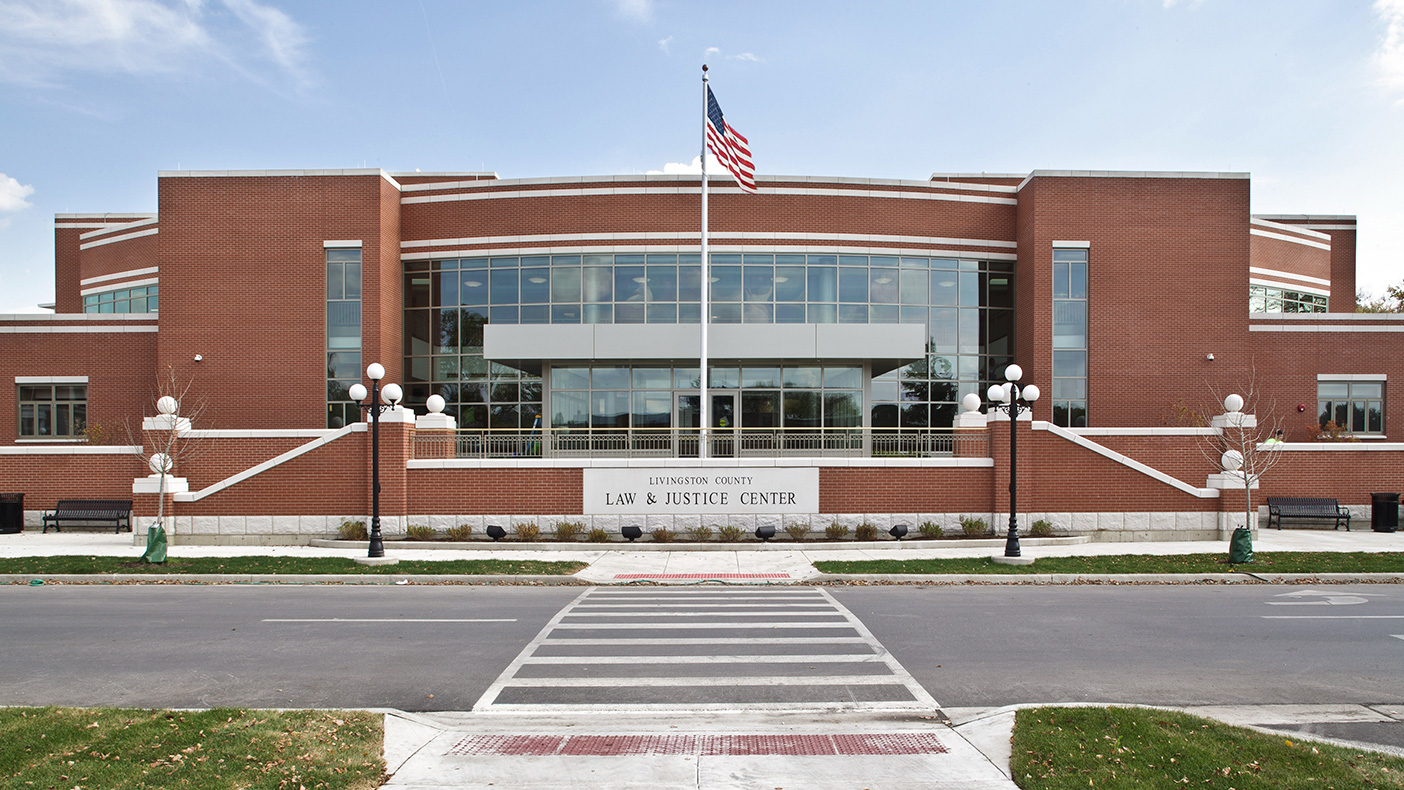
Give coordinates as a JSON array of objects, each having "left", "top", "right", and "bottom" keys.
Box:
[
  {"left": 0, "top": 527, "right": 1399, "bottom": 586},
  {"left": 377, "top": 704, "right": 1404, "bottom": 789}
]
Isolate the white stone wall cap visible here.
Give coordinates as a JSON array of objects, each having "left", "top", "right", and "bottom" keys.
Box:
[
  {"left": 365, "top": 406, "right": 417, "bottom": 424},
  {"left": 1205, "top": 471, "right": 1260, "bottom": 490},
  {"left": 142, "top": 415, "right": 193, "bottom": 433},
  {"left": 953, "top": 411, "right": 988, "bottom": 428},
  {"left": 1211, "top": 412, "right": 1258, "bottom": 430},
  {"left": 415, "top": 414, "right": 457, "bottom": 430},
  {"left": 132, "top": 475, "right": 189, "bottom": 494}
]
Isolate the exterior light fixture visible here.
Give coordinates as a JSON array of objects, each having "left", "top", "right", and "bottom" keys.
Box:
[
  {"left": 349, "top": 362, "right": 402, "bottom": 559},
  {"left": 987, "top": 364, "right": 1040, "bottom": 558},
  {"left": 621, "top": 525, "right": 643, "bottom": 542},
  {"left": 486, "top": 524, "right": 506, "bottom": 541},
  {"left": 755, "top": 524, "right": 776, "bottom": 541},
  {"left": 889, "top": 523, "right": 908, "bottom": 540}
]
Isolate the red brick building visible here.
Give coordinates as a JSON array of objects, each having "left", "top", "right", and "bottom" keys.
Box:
[{"left": 1, "top": 168, "right": 1397, "bottom": 543}]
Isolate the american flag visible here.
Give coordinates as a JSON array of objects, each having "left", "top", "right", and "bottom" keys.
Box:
[{"left": 705, "top": 86, "right": 756, "bottom": 194}]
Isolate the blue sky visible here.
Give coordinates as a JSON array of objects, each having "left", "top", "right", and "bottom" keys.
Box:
[{"left": 1, "top": 0, "right": 1401, "bottom": 313}]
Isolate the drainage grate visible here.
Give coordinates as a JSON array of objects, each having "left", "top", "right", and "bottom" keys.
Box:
[
  {"left": 612, "top": 573, "right": 792, "bottom": 580},
  {"left": 447, "top": 732, "right": 947, "bottom": 757}
]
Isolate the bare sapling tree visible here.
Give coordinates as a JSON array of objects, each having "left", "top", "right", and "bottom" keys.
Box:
[
  {"left": 126, "top": 366, "right": 209, "bottom": 532},
  {"left": 1202, "top": 372, "right": 1288, "bottom": 534}
]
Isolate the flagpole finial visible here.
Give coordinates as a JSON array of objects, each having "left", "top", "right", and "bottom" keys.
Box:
[{"left": 702, "top": 63, "right": 708, "bottom": 74}]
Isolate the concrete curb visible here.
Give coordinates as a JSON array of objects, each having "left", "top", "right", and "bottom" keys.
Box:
[
  {"left": 0, "top": 574, "right": 588, "bottom": 585},
  {"left": 5, "top": 571, "right": 1403, "bottom": 585},
  {"left": 308, "top": 536, "right": 1091, "bottom": 552},
  {"left": 812, "top": 572, "right": 1404, "bottom": 584}
]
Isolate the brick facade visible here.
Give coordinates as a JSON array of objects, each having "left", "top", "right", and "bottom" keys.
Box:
[{"left": 2, "top": 167, "right": 1396, "bottom": 543}]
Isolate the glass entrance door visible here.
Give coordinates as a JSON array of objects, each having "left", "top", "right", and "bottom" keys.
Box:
[
  {"left": 675, "top": 392, "right": 700, "bottom": 458},
  {"left": 711, "top": 393, "right": 735, "bottom": 457}
]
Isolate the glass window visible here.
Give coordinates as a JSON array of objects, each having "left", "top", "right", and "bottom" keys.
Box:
[
  {"left": 19, "top": 384, "right": 88, "bottom": 438},
  {"left": 711, "top": 266, "right": 742, "bottom": 302},
  {"left": 839, "top": 267, "right": 868, "bottom": 303},
  {"left": 807, "top": 267, "right": 837, "bottom": 302},
  {"left": 520, "top": 269, "right": 550, "bottom": 303},
  {"left": 1318, "top": 379, "right": 1385, "bottom": 436}
]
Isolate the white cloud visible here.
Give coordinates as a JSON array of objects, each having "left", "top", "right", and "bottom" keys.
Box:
[
  {"left": 728, "top": 52, "right": 759, "bottom": 62},
  {"left": 646, "top": 153, "right": 723, "bottom": 175},
  {"left": 1376, "top": 0, "right": 1404, "bottom": 92},
  {"left": 657, "top": 35, "right": 673, "bottom": 53},
  {"left": 0, "top": 172, "right": 34, "bottom": 228},
  {"left": 704, "top": 46, "right": 720, "bottom": 61},
  {"left": 0, "top": 0, "right": 312, "bottom": 88},
  {"left": 0, "top": 173, "right": 34, "bottom": 212},
  {"left": 613, "top": 0, "right": 652, "bottom": 23}
]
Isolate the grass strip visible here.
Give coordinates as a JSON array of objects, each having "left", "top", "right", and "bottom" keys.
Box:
[
  {"left": 0, "top": 555, "right": 586, "bottom": 576},
  {"left": 1011, "top": 706, "right": 1404, "bottom": 789},
  {"left": 0, "top": 707, "right": 383, "bottom": 790},
  {"left": 814, "top": 551, "right": 1404, "bottom": 575}
]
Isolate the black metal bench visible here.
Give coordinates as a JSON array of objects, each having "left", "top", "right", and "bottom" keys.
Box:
[
  {"left": 42, "top": 499, "right": 133, "bottom": 533},
  {"left": 1266, "top": 497, "right": 1351, "bottom": 531}
]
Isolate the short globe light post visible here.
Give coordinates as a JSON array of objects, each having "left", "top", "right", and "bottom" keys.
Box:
[
  {"left": 349, "top": 363, "right": 402, "bottom": 559},
  {"left": 987, "top": 364, "right": 1040, "bottom": 559}
]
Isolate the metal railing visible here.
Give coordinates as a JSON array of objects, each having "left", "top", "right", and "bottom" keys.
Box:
[{"left": 412, "top": 427, "right": 985, "bottom": 460}]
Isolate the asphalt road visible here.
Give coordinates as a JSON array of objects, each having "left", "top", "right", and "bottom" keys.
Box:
[{"left": 1, "top": 583, "right": 1400, "bottom": 712}]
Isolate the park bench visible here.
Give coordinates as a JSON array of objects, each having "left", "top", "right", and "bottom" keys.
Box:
[
  {"left": 42, "top": 499, "right": 133, "bottom": 533},
  {"left": 1265, "top": 497, "right": 1351, "bottom": 531}
]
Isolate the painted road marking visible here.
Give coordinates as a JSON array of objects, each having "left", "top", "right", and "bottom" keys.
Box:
[
  {"left": 472, "top": 587, "right": 939, "bottom": 714},
  {"left": 1261, "top": 615, "right": 1404, "bottom": 620},
  {"left": 262, "top": 618, "right": 517, "bottom": 623}
]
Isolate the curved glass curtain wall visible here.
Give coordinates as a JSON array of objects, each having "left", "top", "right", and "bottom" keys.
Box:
[{"left": 402, "top": 253, "right": 1014, "bottom": 430}]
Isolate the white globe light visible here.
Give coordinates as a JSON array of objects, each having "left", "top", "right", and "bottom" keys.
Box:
[
  {"left": 426, "top": 394, "right": 446, "bottom": 414},
  {"left": 149, "top": 453, "right": 173, "bottom": 475},
  {"left": 156, "top": 396, "right": 178, "bottom": 415},
  {"left": 1224, "top": 393, "right": 1244, "bottom": 412},
  {"left": 1004, "top": 364, "right": 1023, "bottom": 383},
  {"left": 348, "top": 383, "right": 368, "bottom": 403},
  {"left": 1221, "top": 449, "right": 1244, "bottom": 472},
  {"left": 1022, "top": 384, "right": 1040, "bottom": 403},
  {"left": 366, "top": 363, "right": 386, "bottom": 381},
  {"left": 960, "top": 393, "right": 982, "bottom": 413},
  {"left": 381, "top": 382, "right": 403, "bottom": 406},
  {"left": 987, "top": 384, "right": 1006, "bottom": 403}
]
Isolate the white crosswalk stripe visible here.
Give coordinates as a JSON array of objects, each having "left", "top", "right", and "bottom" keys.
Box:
[{"left": 472, "top": 587, "right": 939, "bottom": 714}]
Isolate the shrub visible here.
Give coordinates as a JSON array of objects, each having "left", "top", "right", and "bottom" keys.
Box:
[
  {"left": 784, "top": 523, "right": 809, "bottom": 542},
  {"left": 825, "top": 523, "right": 850, "bottom": 540},
  {"left": 514, "top": 522, "right": 541, "bottom": 542},
  {"left": 444, "top": 524, "right": 474, "bottom": 542},
  {"left": 684, "top": 525, "right": 713, "bottom": 542},
  {"left": 586, "top": 527, "right": 610, "bottom": 542},
  {"left": 854, "top": 522, "right": 878, "bottom": 541},
  {"left": 554, "top": 521, "right": 584, "bottom": 542},
  {"left": 1029, "top": 519, "right": 1054, "bottom": 538},
  {"left": 651, "top": 528, "right": 676, "bottom": 543},
  {"left": 961, "top": 516, "right": 991, "bottom": 537},
  {"left": 918, "top": 521, "right": 943, "bottom": 539},
  {"left": 405, "top": 524, "right": 437, "bottom": 541},
  {"left": 718, "top": 525, "right": 744, "bottom": 542},
  {"left": 337, "top": 519, "right": 368, "bottom": 541}
]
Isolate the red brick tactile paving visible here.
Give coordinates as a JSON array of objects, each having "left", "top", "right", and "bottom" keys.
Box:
[
  {"left": 612, "top": 573, "right": 792, "bottom": 580},
  {"left": 447, "top": 733, "right": 948, "bottom": 757}
]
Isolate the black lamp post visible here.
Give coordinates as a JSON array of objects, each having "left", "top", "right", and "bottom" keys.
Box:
[
  {"left": 349, "top": 363, "right": 402, "bottom": 559},
  {"left": 987, "top": 364, "right": 1040, "bottom": 558}
]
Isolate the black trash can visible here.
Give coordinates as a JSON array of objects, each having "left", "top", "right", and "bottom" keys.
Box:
[
  {"left": 1370, "top": 492, "right": 1399, "bottom": 533},
  {"left": 0, "top": 493, "right": 22, "bottom": 534}
]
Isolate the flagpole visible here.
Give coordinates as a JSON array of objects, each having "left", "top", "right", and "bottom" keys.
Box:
[{"left": 699, "top": 64, "right": 711, "bottom": 460}]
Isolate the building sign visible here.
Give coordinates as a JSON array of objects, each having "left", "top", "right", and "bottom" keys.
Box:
[{"left": 583, "top": 467, "right": 819, "bottom": 515}]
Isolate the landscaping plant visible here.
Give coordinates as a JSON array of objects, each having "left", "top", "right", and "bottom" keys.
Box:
[{"left": 825, "top": 523, "right": 850, "bottom": 540}]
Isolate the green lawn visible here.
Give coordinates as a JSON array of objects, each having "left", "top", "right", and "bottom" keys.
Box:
[
  {"left": 1012, "top": 706, "right": 1404, "bottom": 789},
  {"left": 814, "top": 551, "right": 1404, "bottom": 575},
  {"left": 0, "top": 707, "right": 383, "bottom": 790},
  {"left": 0, "top": 555, "right": 586, "bottom": 576}
]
